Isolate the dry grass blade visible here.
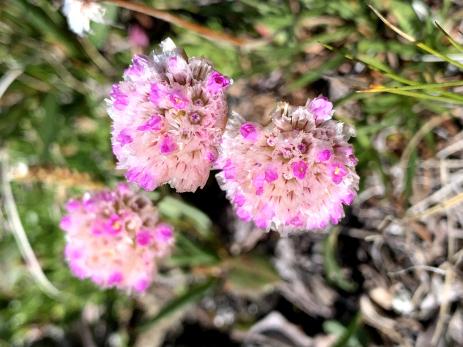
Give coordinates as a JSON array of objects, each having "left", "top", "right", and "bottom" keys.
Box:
[
  {"left": 11, "top": 165, "right": 104, "bottom": 190},
  {"left": 368, "top": 5, "right": 416, "bottom": 42},
  {"left": 0, "top": 153, "right": 61, "bottom": 298},
  {"left": 408, "top": 191, "right": 463, "bottom": 220},
  {"left": 432, "top": 265, "right": 454, "bottom": 344},
  {"left": 360, "top": 296, "right": 411, "bottom": 347},
  {"left": 369, "top": 5, "right": 463, "bottom": 70},
  {"left": 104, "top": 0, "right": 255, "bottom": 47},
  {"left": 388, "top": 265, "right": 446, "bottom": 277},
  {"left": 80, "top": 39, "right": 116, "bottom": 76},
  {"left": 0, "top": 69, "right": 23, "bottom": 100},
  {"left": 400, "top": 113, "right": 453, "bottom": 179}
]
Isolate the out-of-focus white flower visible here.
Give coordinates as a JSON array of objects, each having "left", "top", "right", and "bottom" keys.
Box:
[{"left": 62, "top": 0, "right": 105, "bottom": 37}]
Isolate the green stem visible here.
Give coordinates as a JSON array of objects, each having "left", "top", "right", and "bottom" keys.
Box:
[
  {"left": 434, "top": 21, "right": 463, "bottom": 53},
  {"left": 326, "top": 46, "right": 463, "bottom": 102},
  {"left": 377, "top": 89, "right": 463, "bottom": 104},
  {"left": 359, "top": 80, "right": 463, "bottom": 102},
  {"left": 416, "top": 42, "right": 463, "bottom": 70}
]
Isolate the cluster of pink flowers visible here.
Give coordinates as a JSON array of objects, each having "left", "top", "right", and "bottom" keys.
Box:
[
  {"left": 107, "top": 38, "right": 231, "bottom": 193},
  {"left": 216, "top": 97, "right": 359, "bottom": 233},
  {"left": 60, "top": 38, "right": 360, "bottom": 292},
  {"left": 59, "top": 184, "right": 174, "bottom": 293}
]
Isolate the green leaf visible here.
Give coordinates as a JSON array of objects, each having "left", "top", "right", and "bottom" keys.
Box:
[
  {"left": 404, "top": 149, "right": 418, "bottom": 201},
  {"left": 324, "top": 228, "right": 357, "bottom": 292},
  {"left": 159, "top": 196, "right": 214, "bottom": 240},
  {"left": 224, "top": 255, "right": 280, "bottom": 298},
  {"left": 169, "top": 232, "right": 219, "bottom": 267},
  {"left": 137, "top": 278, "right": 218, "bottom": 331},
  {"left": 39, "top": 94, "right": 60, "bottom": 162},
  {"left": 331, "top": 313, "right": 363, "bottom": 347}
]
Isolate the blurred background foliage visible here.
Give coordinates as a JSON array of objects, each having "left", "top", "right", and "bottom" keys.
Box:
[{"left": 1, "top": 0, "right": 463, "bottom": 346}]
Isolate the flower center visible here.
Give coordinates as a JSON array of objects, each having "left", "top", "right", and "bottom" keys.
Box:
[
  {"left": 297, "top": 142, "right": 308, "bottom": 153},
  {"left": 189, "top": 112, "right": 202, "bottom": 124}
]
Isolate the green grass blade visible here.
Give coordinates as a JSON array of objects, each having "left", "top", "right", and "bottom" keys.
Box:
[
  {"left": 371, "top": 89, "right": 463, "bottom": 104},
  {"left": 369, "top": 5, "right": 463, "bottom": 70},
  {"left": 324, "top": 228, "right": 357, "bottom": 292},
  {"left": 137, "top": 278, "right": 218, "bottom": 331},
  {"left": 159, "top": 196, "right": 214, "bottom": 240},
  {"left": 416, "top": 42, "right": 463, "bottom": 70},
  {"left": 434, "top": 21, "right": 463, "bottom": 53},
  {"left": 332, "top": 312, "right": 363, "bottom": 347},
  {"left": 360, "top": 80, "right": 463, "bottom": 92}
]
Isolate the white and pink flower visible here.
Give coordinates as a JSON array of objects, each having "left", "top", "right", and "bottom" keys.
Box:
[
  {"left": 107, "top": 38, "right": 231, "bottom": 193},
  {"left": 216, "top": 98, "right": 359, "bottom": 233},
  {"left": 60, "top": 184, "right": 174, "bottom": 293}
]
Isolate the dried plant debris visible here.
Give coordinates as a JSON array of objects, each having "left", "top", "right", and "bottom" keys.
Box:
[
  {"left": 352, "top": 119, "right": 463, "bottom": 345},
  {"left": 275, "top": 236, "right": 336, "bottom": 318}
]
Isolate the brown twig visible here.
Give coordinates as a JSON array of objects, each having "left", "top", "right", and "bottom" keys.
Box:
[{"left": 103, "top": 0, "right": 253, "bottom": 47}]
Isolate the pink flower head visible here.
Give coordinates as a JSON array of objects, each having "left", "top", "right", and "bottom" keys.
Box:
[
  {"left": 134, "top": 278, "right": 150, "bottom": 293},
  {"left": 128, "top": 24, "right": 149, "bottom": 48},
  {"left": 125, "top": 55, "right": 148, "bottom": 77},
  {"left": 207, "top": 71, "right": 231, "bottom": 94},
  {"left": 217, "top": 98, "right": 359, "bottom": 233},
  {"left": 264, "top": 167, "right": 278, "bottom": 183},
  {"left": 206, "top": 150, "right": 217, "bottom": 163},
  {"left": 116, "top": 129, "right": 133, "bottom": 146},
  {"left": 329, "top": 161, "right": 347, "bottom": 184},
  {"left": 291, "top": 161, "right": 308, "bottom": 180},
  {"left": 107, "top": 38, "right": 231, "bottom": 193},
  {"left": 160, "top": 135, "right": 177, "bottom": 154},
  {"left": 317, "top": 149, "right": 332, "bottom": 162},
  {"left": 110, "top": 85, "right": 128, "bottom": 111},
  {"left": 307, "top": 96, "right": 333, "bottom": 123},
  {"left": 150, "top": 82, "right": 168, "bottom": 104},
  {"left": 168, "top": 89, "right": 189, "bottom": 110},
  {"left": 233, "top": 193, "right": 246, "bottom": 207},
  {"left": 240, "top": 122, "right": 259, "bottom": 141},
  {"left": 155, "top": 224, "right": 174, "bottom": 243},
  {"left": 137, "top": 114, "right": 163, "bottom": 132},
  {"left": 136, "top": 230, "right": 152, "bottom": 246},
  {"left": 60, "top": 185, "right": 175, "bottom": 293}
]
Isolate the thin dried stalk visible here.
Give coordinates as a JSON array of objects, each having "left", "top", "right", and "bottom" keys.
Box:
[
  {"left": 408, "top": 191, "right": 463, "bottom": 220},
  {"left": 400, "top": 114, "right": 453, "bottom": 179},
  {"left": 104, "top": 0, "right": 256, "bottom": 47},
  {"left": 432, "top": 265, "right": 454, "bottom": 344},
  {"left": 0, "top": 69, "right": 23, "bottom": 99},
  {"left": 0, "top": 153, "right": 61, "bottom": 298},
  {"left": 369, "top": 5, "right": 463, "bottom": 70},
  {"left": 11, "top": 165, "right": 104, "bottom": 190}
]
